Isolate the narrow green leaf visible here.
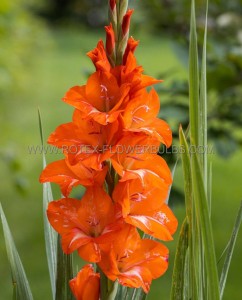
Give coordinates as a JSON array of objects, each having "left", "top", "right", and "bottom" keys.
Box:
[
  {"left": 38, "top": 109, "right": 57, "bottom": 299},
  {"left": 208, "top": 161, "right": 212, "bottom": 217},
  {"left": 179, "top": 126, "right": 198, "bottom": 299},
  {"left": 55, "top": 235, "right": 74, "bottom": 300},
  {"left": 116, "top": 285, "right": 128, "bottom": 300},
  {"left": 183, "top": 248, "right": 190, "bottom": 299},
  {"left": 170, "top": 218, "right": 189, "bottom": 300},
  {"left": 179, "top": 127, "right": 192, "bottom": 226},
  {"left": 199, "top": 0, "right": 208, "bottom": 193},
  {"left": 165, "top": 160, "right": 178, "bottom": 204},
  {"left": 189, "top": 0, "right": 200, "bottom": 146},
  {"left": 191, "top": 151, "right": 220, "bottom": 300},
  {"left": 0, "top": 204, "right": 33, "bottom": 300},
  {"left": 219, "top": 201, "right": 242, "bottom": 298},
  {"left": 130, "top": 288, "right": 146, "bottom": 300}
]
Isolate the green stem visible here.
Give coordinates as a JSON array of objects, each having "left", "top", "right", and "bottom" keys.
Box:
[
  {"left": 106, "top": 281, "right": 119, "bottom": 300},
  {"left": 97, "top": 265, "right": 109, "bottom": 299}
]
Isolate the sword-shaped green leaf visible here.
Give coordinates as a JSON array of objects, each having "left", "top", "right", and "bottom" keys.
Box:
[
  {"left": 219, "top": 201, "right": 242, "bottom": 298},
  {"left": 170, "top": 218, "right": 189, "bottom": 300},
  {"left": 0, "top": 204, "right": 33, "bottom": 300},
  {"left": 191, "top": 150, "right": 220, "bottom": 300},
  {"left": 38, "top": 108, "right": 57, "bottom": 299},
  {"left": 199, "top": 0, "right": 208, "bottom": 193},
  {"left": 189, "top": 0, "right": 200, "bottom": 147}
]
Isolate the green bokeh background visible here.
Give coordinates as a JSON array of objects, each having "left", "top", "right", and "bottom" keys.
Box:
[{"left": 0, "top": 1, "right": 242, "bottom": 299}]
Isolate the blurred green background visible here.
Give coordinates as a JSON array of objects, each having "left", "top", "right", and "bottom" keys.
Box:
[{"left": 0, "top": 0, "right": 242, "bottom": 299}]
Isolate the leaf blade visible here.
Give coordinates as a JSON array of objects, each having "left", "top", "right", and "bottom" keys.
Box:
[
  {"left": 189, "top": 0, "right": 200, "bottom": 146},
  {"left": 199, "top": 0, "right": 208, "bottom": 193},
  {"left": 191, "top": 151, "right": 220, "bottom": 300},
  {"left": 0, "top": 204, "right": 33, "bottom": 300},
  {"left": 170, "top": 218, "right": 189, "bottom": 300},
  {"left": 219, "top": 201, "right": 242, "bottom": 298},
  {"left": 38, "top": 108, "right": 57, "bottom": 299}
]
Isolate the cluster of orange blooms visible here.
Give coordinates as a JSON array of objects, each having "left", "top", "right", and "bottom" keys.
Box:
[{"left": 40, "top": 2, "right": 177, "bottom": 299}]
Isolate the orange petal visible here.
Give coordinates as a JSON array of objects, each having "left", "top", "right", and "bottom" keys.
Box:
[
  {"left": 77, "top": 242, "right": 101, "bottom": 262},
  {"left": 122, "top": 239, "right": 169, "bottom": 286},
  {"left": 123, "top": 37, "right": 139, "bottom": 65},
  {"left": 63, "top": 85, "right": 86, "bottom": 108},
  {"left": 122, "top": 88, "right": 160, "bottom": 129},
  {"left": 113, "top": 179, "right": 169, "bottom": 218},
  {"left": 47, "top": 198, "right": 91, "bottom": 253},
  {"left": 87, "top": 40, "right": 111, "bottom": 72},
  {"left": 40, "top": 160, "right": 83, "bottom": 197},
  {"left": 98, "top": 225, "right": 169, "bottom": 293}
]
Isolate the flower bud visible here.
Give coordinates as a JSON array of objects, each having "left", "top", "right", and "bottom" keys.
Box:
[
  {"left": 122, "top": 9, "right": 134, "bottom": 37},
  {"left": 105, "top": 23, "right": 115, "bottom": 56},
  {"left": 109, "top": 0, "right": 116, "bottom": 11}
]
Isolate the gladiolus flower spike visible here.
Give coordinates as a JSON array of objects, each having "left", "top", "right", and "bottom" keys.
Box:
[{"left": 40, "top": 1, "right": 177, "bottom": 299}]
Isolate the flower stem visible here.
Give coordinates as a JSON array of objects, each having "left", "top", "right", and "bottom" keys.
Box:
[
  {"left": 97, "top": 265, "right": 109, "bottom": 299},
  {"left": 106, "top": 280, "right": 119, "bottom": 300}
]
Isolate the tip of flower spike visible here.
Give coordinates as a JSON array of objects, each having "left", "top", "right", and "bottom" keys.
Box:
[{"left": 122, "top": 9, "right": 134, "bottom": 37}]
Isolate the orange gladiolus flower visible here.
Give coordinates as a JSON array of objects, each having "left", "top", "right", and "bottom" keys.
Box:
[
  {"left": 98, "top": 225, "right": 169, "bottom": 293},
  {"left": 110, "top": 134, "right": 172, "bottom": 188},
  {"left": 47, "top": 109, "right": 120, "bottom": 170},
  {"left": 69, "top": 264, "right": 100, "bottom": 300},
  {"left": 47, "top": 187, "right": 122, "bottom": 262},
  {"left": 113, "top": 179, "right": 178, "bottom": 240},
  {"left": 122, "top": 88, "right": 172, "bottom": 145},
  {"left": 63, "top": 72, "right": 130, "bottom": 125}
]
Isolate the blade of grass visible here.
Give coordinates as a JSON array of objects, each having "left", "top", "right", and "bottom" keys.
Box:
[
  {"left": 170, "top": 218, "right": 189, "bottom": 300},
  {"left": 189, "top": 0, "right": 200, "bottom": 147},
  {"left": 199, "top": 0, "right": 208, "bottom": 193},
  {"left": 183, "top": 247, "right": 190, "bottom": 299},
  {"left": 38, "top": 108, "right": 57, "bottom": 299},
  {"left": 179, "top": 127, "right": 198, "bottom": 299},
  {"left": 0, "top": 204, "right": 33, "bottom": 300},
  {"left": 191, "top": 150, "right": 220, "bottom": 300},
  {"left": 219, "top": 201, "right": 242, "bottom": 298}
]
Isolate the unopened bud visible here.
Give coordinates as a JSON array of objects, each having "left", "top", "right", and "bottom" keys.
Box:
[
  {"left": 105, "top": 24, "right": 115, "bottom": 56},
  {"left": 87, "top": 40, "right": 111, "bottom": 72},
  {"left": 122, "top": 9, "right": 134, "bottom": 37},
  {"left": 109, "top": 0, "right": 116, "bottom": 11}
]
